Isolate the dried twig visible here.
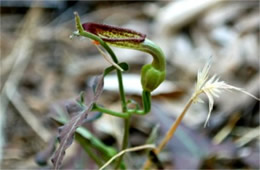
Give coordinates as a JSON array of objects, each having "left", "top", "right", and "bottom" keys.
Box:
[{"left": 99, "top": 144, "right": 155, "bottom": 170}]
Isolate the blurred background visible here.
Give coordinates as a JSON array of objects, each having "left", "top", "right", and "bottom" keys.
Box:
[{"left": 0, "top": 0, "right": 259, "bottom": 169}]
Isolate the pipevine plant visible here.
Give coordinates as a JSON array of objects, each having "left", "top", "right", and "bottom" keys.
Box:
[
  {"left": 50, "top": 12, "right": 166, "bottom": 170},
  {"left": 50, "top": 12, "right": 259, "bottom": 170}
]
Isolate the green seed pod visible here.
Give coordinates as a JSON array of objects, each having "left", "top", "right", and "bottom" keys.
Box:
[{"left": 141, "top": 64, "right": 166, "bottom": 92}]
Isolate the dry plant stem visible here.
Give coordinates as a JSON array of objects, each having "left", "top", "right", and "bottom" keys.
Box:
[
  {"left": 100, "top": 144, "right": 155, "bottom": 170},
  {"left": 142, "top": 97, "right": 194, "bottom": 169}
]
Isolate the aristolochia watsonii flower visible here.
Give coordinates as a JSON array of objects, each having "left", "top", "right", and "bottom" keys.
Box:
[
  {"left": 81, "top": 22, "right": 166, "bottom": 92},
  {"left": 192, "top": 60, "right": 260, "bottom": 127},
  {"left": 73, "top": 12, "right": 166, "bottom": 92}
]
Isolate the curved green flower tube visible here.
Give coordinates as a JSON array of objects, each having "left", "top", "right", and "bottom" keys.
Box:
[{"left": 139, "top": 39, "right": 166, "bottom": 92}]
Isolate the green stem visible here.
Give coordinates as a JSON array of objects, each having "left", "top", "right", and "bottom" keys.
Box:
[
  {"left": 93, "top": 91, "right": 151, "bottom": 117},
  {"left": 114, "top": 68, "right": 129, "bottom": 170},
  {"left": 141, "top": 90, "right": 151, "bottom": 114},
  {"left": 127, "top": 90, "right": 151, "bottom": 115},
  {"left": 93, "top": 104, "right": 129, "bottom": 118},
  {"left": 117, "top": 69, "right": 127, "bottom": 112},
  {"left": 114, "top": 118, "right": 130, "bottom": 170}
]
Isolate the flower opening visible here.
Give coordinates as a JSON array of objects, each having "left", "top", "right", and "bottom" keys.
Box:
[{"left": 82, "top": 22, "right": 146, "bottom": 49}]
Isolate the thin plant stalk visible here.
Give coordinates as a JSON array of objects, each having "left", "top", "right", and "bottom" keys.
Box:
[
  {"left": 114, "top": 118, "right": 130, "bottom": 169},
  {"left": 114, "top": 66, "right": 129, "bottom": 169},
  {"left": 114, "top": 69, "right": 131, "bottom": 170},
  {"left": 100, "top": 144, "right": 155, "bottom": 170}
]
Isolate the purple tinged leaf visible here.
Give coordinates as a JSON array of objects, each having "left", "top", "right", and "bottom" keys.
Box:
[{"left": 51, "top": 74, "right": 104, "bottom": 170}]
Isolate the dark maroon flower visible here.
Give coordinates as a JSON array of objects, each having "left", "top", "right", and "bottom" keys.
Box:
[{"left": 82, "top": 22, "right": 146, "bottom": 49}]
